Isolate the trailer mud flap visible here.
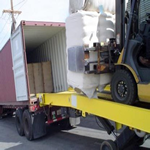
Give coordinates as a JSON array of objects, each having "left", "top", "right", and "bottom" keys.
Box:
[{"left": 32, "top": 112, "right": 46, "bottom": 139}]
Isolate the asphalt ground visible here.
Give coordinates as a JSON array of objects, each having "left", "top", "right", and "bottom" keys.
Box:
[{"left": 0, "top": 115, "right": 150, "bottom": 150}]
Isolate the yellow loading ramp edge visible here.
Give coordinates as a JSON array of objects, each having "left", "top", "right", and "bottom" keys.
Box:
[{"left": 37, "top": 91, "right": 150, "bottom": 133}]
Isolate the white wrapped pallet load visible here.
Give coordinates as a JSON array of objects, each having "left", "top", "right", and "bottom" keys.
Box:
[
  {"left": 66, "top": 11, "right": 100, "bottom": 98},
  {"left": 66, "top": 11, "right": 114, "bottom": 98}
]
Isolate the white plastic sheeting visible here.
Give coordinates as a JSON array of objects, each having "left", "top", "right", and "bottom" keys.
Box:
[
  {"left": 66, "top": 11, "right": 114, "bottom": 98},
  {"left": 97, "top": 12, "right": 115, "bottom": 43},
  {"left": 69, "top": 0, "right": 85, "bottom": 13},
  {"left": 66, "top": 11, "right": 99, "bottom": 48},
  {"left": 83, "top": 0, "right": 115, "bottom": 14},
  {"left": 69, "top": 0, "right": 115, "bottom": 14}
]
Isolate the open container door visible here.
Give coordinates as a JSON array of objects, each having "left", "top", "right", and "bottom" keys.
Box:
[{"left": 10, "top": 25, "right": 28, "bottom": 101}]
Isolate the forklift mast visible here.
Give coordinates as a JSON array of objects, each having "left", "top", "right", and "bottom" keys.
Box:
[
  {"left": 115, "top": 0, "right": 140, "bottom": 55},
  {"left": 115, "top": 0, "right": 126, "bottom": 51}
]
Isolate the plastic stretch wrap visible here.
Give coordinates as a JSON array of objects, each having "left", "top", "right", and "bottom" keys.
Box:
[
  {"left": 69, "top": 0, "right": 85, "bottom": 13},
  {"left": 97, "top": 12, "right": 115, "bottom": 43},
  {"left": 66, "top": 11, "right": 99, "bottom": 48},
  {"left": 66, "top": 11, "right": 114, "bottom": 98},
  {"left": 83, "top": 0, "right": 115, "bottom": 14}
]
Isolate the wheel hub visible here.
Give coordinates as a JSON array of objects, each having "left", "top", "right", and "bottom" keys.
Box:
[
  {"left": 118, "top": 85, "right": 125, "bottom": 93},
  {"left": 117, "top": 81, "right": 128, "bottom": 98}
]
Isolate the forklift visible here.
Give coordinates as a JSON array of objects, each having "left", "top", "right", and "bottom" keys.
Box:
[
  {"left": 83, "top": 0, "right": 150, "bottom": 105},
  {"left": 77, "top": 1, "right": 150, "bottom": 148},
  {"left": 111, "top": 0, "right": 150, "bottom": 105}
]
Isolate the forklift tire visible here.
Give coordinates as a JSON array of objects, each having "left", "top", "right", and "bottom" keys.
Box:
[
  {"left": 111, "top": 69, "right": 137, "bottom": 104},
  {"left": 23, "top": 110, "right": 34, "bottom": 141},
  {"left": 15, "top": 109, "right": 24, "bottom": 136},
  {"left": 100, "top": 140, "right": 117, "bottom": 150}
]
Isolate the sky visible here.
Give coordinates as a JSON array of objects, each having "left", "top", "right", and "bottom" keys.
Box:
[{"left": 0, "top": 0, "right": 69, "bottom": 50}]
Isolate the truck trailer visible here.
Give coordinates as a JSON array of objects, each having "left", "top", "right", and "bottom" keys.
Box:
[{"left": 0, "top": 20, "right": 71, "bottom": 138}]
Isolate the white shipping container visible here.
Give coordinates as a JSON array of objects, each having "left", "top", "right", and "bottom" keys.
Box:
[{"left": 10, "top": 21, "right": 68, "bottom": 101}]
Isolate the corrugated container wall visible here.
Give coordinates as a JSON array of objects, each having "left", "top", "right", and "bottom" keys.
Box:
[
  {"left": 27, "top": 29, "right": 68, "bottom": 93},
  {"left": 0, "top": 40, "right": 16, "bottom": 103}
]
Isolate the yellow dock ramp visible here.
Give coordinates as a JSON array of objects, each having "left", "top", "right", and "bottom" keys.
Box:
[{"left": 37, "top": 91, "right": 150, "bottom": 133}]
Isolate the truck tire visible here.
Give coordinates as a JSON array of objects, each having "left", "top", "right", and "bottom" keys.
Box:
[
  {"left": 23, "top": 110, "right": 33, "bottom": 141},
  {"left": 111, "top": 69, "right": 137, "bottom": 104},
  {"left": 100, "top": 140, "right": 117, "bottom": 150},
  {"left": 59, "top": 118, "right": 72, "bottom": 130},
  {"left": 15, "top": 109, "right": 24, "bottom": 136}
]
